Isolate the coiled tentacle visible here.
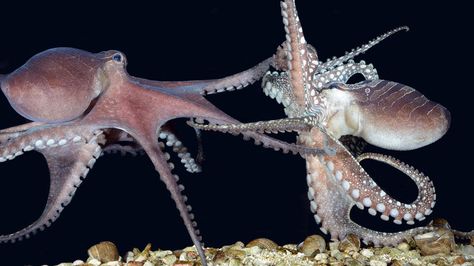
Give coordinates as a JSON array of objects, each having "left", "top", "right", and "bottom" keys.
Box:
[{"left": 301, "top": 128, "right": 436, "bottom": 245}]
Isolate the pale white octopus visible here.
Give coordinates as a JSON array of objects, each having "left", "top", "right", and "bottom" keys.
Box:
[{"left": 188, "top": 0, "right": 473, "bottom": 246}]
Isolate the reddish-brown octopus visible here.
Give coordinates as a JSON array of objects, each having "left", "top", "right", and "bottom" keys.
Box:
[{"left": 0, "top": 47, "right": 325, "bottom": 265}]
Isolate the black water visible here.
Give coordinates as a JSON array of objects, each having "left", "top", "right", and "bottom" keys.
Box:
[{"left": 0, "top": 1, "right": 472, "bottom": 265}]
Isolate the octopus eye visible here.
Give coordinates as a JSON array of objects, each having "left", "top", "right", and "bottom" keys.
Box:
[{"left": 112, "top": 53, "right": 123, "bottom": 62}]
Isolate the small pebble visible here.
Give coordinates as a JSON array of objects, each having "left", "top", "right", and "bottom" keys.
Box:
[
  {"left": 315, "top": 253, "right": 328, "bottom": 260},
  {"left": 173, "top": 261, "right": 193, "bottom": 266},
  {"left": 49, "top": 229, "right": 474, "bottom": 266},
  {"left": 102, "top": 262, "right": 122, "bottom": 266},
  {"left": 126, "top": 251, "right": 135, "bottom": 262},
  {"left": 298, "top": 235, "right": 326, "bottom": 256},
  {"left": 414, "top": 229, "right": 455, "bottom": 255},
  {"left": 331, "top": 249, "right": 345, "bottom": 260},
  {"left": 127, "top": 262, "right": 144, "bottom": 266},
  {"left": 453, "top": 256, "right": 466, "bottom": 264},
  {"left": 87, "top": 258, "right": 101, "bottom": 266},
  {"left": 87, "top": 241, "right": 120, "bottom": 263},
  {"left": 396, "top": 242, "right": 410, "bottom": 252},
  {"left": 212, "top": 250, "right": 227, "bottom": 264},
  {"left": 228, "top": 258, "right": 242, "bottom": 266},
  {"left": 223, "top": 241, "right": 245, "bottom": 250},
  {"left": 338, "top": 234, "right": 360, "bottom": 253},
  {"left": 329, "top": 241, "right": 340, "bottom": 251},
  {"left": 72, "top": 260, "right": 85, "bottom": 266},
  {"left": 430, "top": 218, "right": 451, "bottom": 229},
  {"left": 390, "top": 260, "right": 403, "bottom": 266},
  {"left": 134, "top": 255, "right": 147, "bottom": 262},
  {"left": 345, "top": 258, "right": 364, "bottom": 266},
  {"left": 226, "top": 249, "right": 246, "bottom": 259},
  {"left": 182, "top": 246, "right": 197, "bottom": 252},
  {"left": 459, "top": 245, "right": 474, "bottom": 256},
  {"left": 361, "top": 249, "right": 374, "bottom": 258},
  {"left": 247, "top": 245, "right": 261, "bottom": 255},
  {"left": 154, "top": 250, "right": 173, "bottom": 257},
  {"left": 369, "top": 259, "right": 387, "bottom": 266},
  {"left": 246, "top": 238, "right": 278, "bottom": 250},
  {"left": 162, "top": 254, "right": 178, "bottom": 265},
  {"left": 282, "top": 244, "right": 298, "bottom": 252}
]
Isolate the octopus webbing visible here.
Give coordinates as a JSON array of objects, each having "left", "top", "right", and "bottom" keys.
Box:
[{"left": 188, "top": 0, "right": 470, "bottom": 246}]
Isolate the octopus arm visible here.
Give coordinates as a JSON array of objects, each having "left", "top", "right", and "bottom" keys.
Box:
[
  {"left": 187, "top": 117, "right": 331, "bottom": 156},
  {"left": 279, "top": 0, "right": 320, "bottom": 108},
  {"left": 319, "top": 26, "right": 409, "bottom": 72},
  {"left": 307, "top": 159, "right": 434, "bottom": 246},
  {"left": 130, "top": 57, "right": 272, "bottom": 96},
  {"left": 158, "top": 129, "right": 202, "bottom": 173},
  {"left": 137, "top": 138, "right": 206, "bottom": 266},
  {"left": 302, "top": 129, "right": 437, "bottom": 245},
  {"left": 0, "top": 132, "right": 102, "bottom": 243}
]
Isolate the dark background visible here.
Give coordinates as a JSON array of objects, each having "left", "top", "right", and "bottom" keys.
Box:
[{"left": 0, "top": 1, "right": 472, "bottom": 265}]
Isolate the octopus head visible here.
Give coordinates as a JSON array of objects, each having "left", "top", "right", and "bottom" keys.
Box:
[
  {"left": 1, "top": 48, "right": 127, "bottom": 123},
  {"left": 324, "top": 80, "right": 450, "bottom": 150}
]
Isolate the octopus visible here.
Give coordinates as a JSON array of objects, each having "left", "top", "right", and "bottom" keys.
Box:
[
  {"left": 190, "top": 0, "right": 472, "bottom": 245},
  {"left": 0, "top": 47, "right": 326, "bottom": 265}
]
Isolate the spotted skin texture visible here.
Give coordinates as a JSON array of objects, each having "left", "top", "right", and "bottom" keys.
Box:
[
  {"left": 0, "top": 47, "right": 321, "bottom": 266},
  {"left": 264, "top": 0, "right": 451, "bottom": 244},
  {"left": 190, "top": 113, "right": 439, "bottom": 244},
  {"left": 189, "top": 0, "right": 456, "bottom": 245},
  {"left": 301, "top": 128, "right": 436, "bottom": 245}
]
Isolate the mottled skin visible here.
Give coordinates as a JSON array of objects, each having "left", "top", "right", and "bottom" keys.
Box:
[
  {"left": 0, "top": 47, "right": 326, "bottom": 265},
  {"left": 189, "top": 0, "right": 462, "bottom": 245}
]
